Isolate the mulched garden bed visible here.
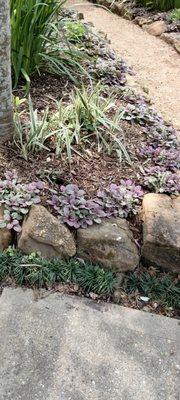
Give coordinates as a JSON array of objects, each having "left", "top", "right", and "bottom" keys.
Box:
[{"left": 0, "top": 8, "right": 179, "bottom": 318}]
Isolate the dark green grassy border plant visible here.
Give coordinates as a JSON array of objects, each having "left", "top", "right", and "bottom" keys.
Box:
[
  {"left": 0, "top": 249, "right": 117, "bottom": 295},
  {"left": 0, "top": 249, "right": 179, "bottom": 311},
  {"left": 125, "top": 270, "right": 180, "bottom": 309}
]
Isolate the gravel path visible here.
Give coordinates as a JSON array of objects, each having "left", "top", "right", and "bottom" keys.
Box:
[{"left": 67, "top": 1, "right": 180, "bottom": 130}]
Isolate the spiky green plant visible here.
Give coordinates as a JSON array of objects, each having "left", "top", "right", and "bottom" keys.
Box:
[
  {"left": 10, "top": 0, "right": 86, "bottom": 89},
  {"left": 50, "top": 84, "right": 130, "bottom": 164},
  {"left": 13, "top": 96, "right": 52, "bottom": 159},
  {"left": 0, "top": 249, "right": 117, "bottom": 296},
  {"left": 14, "top": 87, "right": 130, "bottom": 163},
  {"left": 125, "top": 271, "right": 180, "bottom": 309}
]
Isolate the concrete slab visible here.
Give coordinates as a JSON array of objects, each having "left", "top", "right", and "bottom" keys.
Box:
[{"left": 0, "top": 288, "right": 179, "bottom": 400}]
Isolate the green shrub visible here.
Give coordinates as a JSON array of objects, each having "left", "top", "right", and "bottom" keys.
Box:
[
  {"left": 169, "top": 8, "right": 180, "bottom": 21},
  {"left": 135, "top": 0, "right": 178, "bottom": 11},
  {"left": 66, "top": 21, "right": 86, "bottom": 43}
]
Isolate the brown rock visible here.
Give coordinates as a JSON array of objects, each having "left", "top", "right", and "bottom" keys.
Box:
[
  {"left": 161, "top": 32, "right": 180, "bottom": 54},
  {"left": 143, "top": 20, "right": 167, "bottom": 36},
  {"left": 18, "top": 205, "right": 76, "bottom": 260},
  {"left": 141, "top": 194, "right": 180, "bottom": 273},
  {"left": 0, "top": 207, "right": 12, "bottom": 250},
  {"left": 77, "top": 218, "right": 139, "bottom": 272}
]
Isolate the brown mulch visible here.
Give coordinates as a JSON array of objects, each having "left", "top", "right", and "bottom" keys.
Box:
[
  {"left": 2, "top": 69, "right": 147, "bottom": 196},
  {"left": 1, "top": 71, "right": 148, "bottom": 248},
  {"left": 14, "top": 72, "right": 73, "bottom": 112},
  {"left": 0, "top": 119, "right": 145, "bottom": 196}
]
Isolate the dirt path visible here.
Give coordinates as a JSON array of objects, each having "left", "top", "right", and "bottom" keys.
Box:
[{"left": 67, "top": 1, "right": 180, "bottom": 130}]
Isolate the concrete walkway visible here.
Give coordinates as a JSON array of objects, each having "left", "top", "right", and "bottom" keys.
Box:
[
  {"left": 0, "top": 288, "right": 179, "bottom": 400},
  {"left": 67, "top": 1, "right": 180, "bottom": 130}
]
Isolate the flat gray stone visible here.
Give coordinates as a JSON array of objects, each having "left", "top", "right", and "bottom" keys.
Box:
[{"left": 0, "top": 288, "right": 179, "bottom": 400}]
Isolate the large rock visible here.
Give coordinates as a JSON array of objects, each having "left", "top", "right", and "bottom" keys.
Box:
[
  {"left": 0, "top": 207, "right": 12, "bottom": 251},
  {"left": 18, "top": 205, "right": 76, "bottom": 260},
  {"left": 161, "top": 32, "right": 180, "bottom": 54},
  {"left": 143, "top": 21, "right": 167, "bottom": 36},
  {"left": 141, "top": 194, "right": 180, "bottom": 272},
  {"left": 77, "top": 218, "right": 139, "bottom": 272}
]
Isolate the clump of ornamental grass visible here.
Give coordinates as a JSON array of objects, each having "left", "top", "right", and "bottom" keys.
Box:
[
  {"left": 0, "top": 171, "right": 44, "bottom": 232},
  {"left": 14, "top": 85, "right": 130, "bottom": 164},
  {"left": 14, "top": 96, "right": 52, "bottom": 160},
  {"left": 10, "top": 0, "right": 87, "bottom": 90},
  {"left": 49, "top": 83, "right": 130, "bottom": 163},
  {"left": 0, "top": 249, "right": 117, "bottom": 295},
  {"left": 144, "top": 167, "right": 180, "bottom": 194}
]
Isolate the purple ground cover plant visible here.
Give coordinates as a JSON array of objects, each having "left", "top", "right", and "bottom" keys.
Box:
[
  {"left": 140, "top": 146, "right": 180, "bottom": 171},
  {"left": 0, "top": 171, "right": 44, "bottom": 232},
  {"left": 120, "top": 102, "right": 164, "bottom": 126},
  {"left": 143, "top": 125, "right": 177, "bottom": 148},
  {"left": 120, "top": 100, "right": 178, "bottom": 148},
  {"left": 118, "top": 87, "right": 146, "bottom": 106},
  {"left": 120, "top": 96, "right": 179, "bottom": 190},
  {"left": 144, "top": 167, "right": 180, "bottom": 194},
  {"left": 48, "top": 181, "right": 144, "bottom": 228},
  {"left": 88, "top": 58, "right": 132, "bottom": 87},
  {"left": 95, "top": 180, "right": 144, "bottom": 218},
  {"left": 47, "top": 184, "right": 106, "bottom": 229}
]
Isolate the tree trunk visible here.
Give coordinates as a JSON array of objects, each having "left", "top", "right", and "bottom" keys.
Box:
[{"left": 0, "top": 0, "right": 14, "bottom": 143}]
